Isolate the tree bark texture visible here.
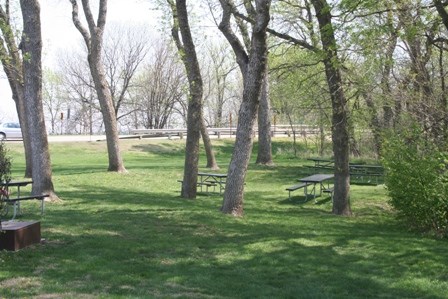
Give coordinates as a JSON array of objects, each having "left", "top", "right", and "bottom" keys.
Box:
[
  {"left": 20, "top": 0, "right": 57, "bottom": 199},
  {"left": 397, "top": 2, "right": 436, "bottom": 135},
  {"left": 201, "top": 119, "right": 219, "bottom": 170},
  {"left": 256, "top": 69, "right": 274, "bottom": 165},
  {"left": 311, "top": 0, "right": 351, "bottom": 216},
  {"left": 179, "top": 0, "right": 205, "bottom": 197},
  {"left": 364, "top": 93, "right": 382, "bottom": 159},
  {"left": 0, "top": 4, "right": 33, "bottom": 178},
  {"left": 219, "top": 0, "right": 271, "bottom": 216},
  {"left": 70, "top": 0, "right": 126, "bottom": 173},
  {"left": 434, "top": 0, "right": 448, "bottom": 32},
  {"left": 167, "top": 0, "right": 204, "bottom": 198}
]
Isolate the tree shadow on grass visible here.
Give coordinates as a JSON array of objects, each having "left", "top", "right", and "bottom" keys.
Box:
[
  {"left": 2, "top": 183, "right": 448, "bottom": 298},
  {"left": 278, "top": 195, "right": 312, "bottom": 205}
]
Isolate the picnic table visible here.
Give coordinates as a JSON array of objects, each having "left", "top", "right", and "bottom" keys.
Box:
[
  {"left": 198, "top": 172, "right": 227, "bottom": 194},
  {"left": 298, "top": 174, "right": 334, "bottom": 200},
  {"left": 307, "top": 158, "right": 334, "bottom": 168},
  {"left": 349, "top": 164, "right": 384, "bottom": 184},
  {"left": 0, "top": 180, "right": 47, "bottom": 220},
  {"left": 286, "top": 173, "right": 334, "bottom": 201},
  {"left": 306, "top": 159, "right": 384, "bottom": 184}
]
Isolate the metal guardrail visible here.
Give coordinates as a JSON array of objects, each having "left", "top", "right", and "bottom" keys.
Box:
[{"left": 129, "top": 125, "right": 319, "bottom": 139}]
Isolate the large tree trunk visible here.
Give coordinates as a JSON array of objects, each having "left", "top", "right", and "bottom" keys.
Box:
[
  {"left": 438, "top": 43, "right": 448, "bottom": 142},
  {"left": 311, "top": 0, "right": 351, "bottom": 216},
  {"left": 256, "top": 69, "right": 274, "bottom": 165},
  {"left": 88, "top": 50, "right": 126, "bottom": 172},
  {"left": 219, "top": 0, "right": 271, "bottom": 216},
  {"left": 364, "top": 93, "right": 382, "bottom": 159},
  {"left": 381, "top": 6, "right": 398, "bottom": 130},
  {"left": 70, "top": 0, "right": 126, "bottom": 173},
  {"left": 168, "top": 0, "right": 204, "bottom": 198},
  {"left": 14, "top": 94, "right": 33, "bottom": 178},
  {"left": 398, "top": 2, "right": 436, "bottom": 137},
  {"left": 3, "top": 60, "right": 33, "bottom": 178},
  {"left": 0, "top": 4, "right": 33, "bottom": 178},
  {"left": 20, "top": 0, "right": 57, "bottom": 200}
]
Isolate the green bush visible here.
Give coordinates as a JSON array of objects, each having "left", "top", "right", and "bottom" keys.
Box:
[
  {"left": 0, "top": 141, "right": 12, "bottom": 222},
  {"left": 0, "top": 141, "right": 12, "bottom": 182},
  {"left": 382, "top": 129, "right": 448, "bottom": 238}
]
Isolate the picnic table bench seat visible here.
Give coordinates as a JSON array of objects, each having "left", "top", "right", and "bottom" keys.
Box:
[
  {"left": 2, "top": 194, "right": 49, "bottom": 203},
  {"left": 1, "top": 194, "right": 49, "bottom": 219},
  {"left": 177, "top": 180, "right": 217, "bottom": 193},
  {"left": 286, "top": 182, "right": 312, "bottom": 199},
  {"left": 322, "top": 187, "right": 334, "bottom": 200}
]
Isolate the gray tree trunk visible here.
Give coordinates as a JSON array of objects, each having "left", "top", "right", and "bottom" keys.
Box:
[
  {"left": 218, "top": 0, "right": 271, "bottom": 216},
  {"left": 311, "top": 0, "right": 351, "bottom": 216},
  {"left": 256, "top": 69, "right": 274, "bottom": 165},
  {"left": 70, "top": 0, "right": 126, "bottom": 173},
  {"left": 364, "top": 93, "right": 382, "bottom": 159},
  {"left": 14, "top": 94, "right": 33, "bottom": 178},
  {"left": 20, "top": 0, "right": 57, "bottom": 199},
  {"left": 201, "top": 119, "right": 219, "bottom": 170},
  {"left": 0, "top": 4, "right": 33, "bottom": 178},
  {"left": 167, "top": 0, "right": 204, "bottom": 198}
]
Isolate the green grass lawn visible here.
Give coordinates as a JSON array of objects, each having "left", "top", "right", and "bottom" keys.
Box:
[{"left": 0, "top": 138, "right": 447, "bottom": 298}]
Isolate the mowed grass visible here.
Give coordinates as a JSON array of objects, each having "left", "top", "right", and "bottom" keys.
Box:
[{"left": 0, "top": 138, "right": 447, "bottom": 298}]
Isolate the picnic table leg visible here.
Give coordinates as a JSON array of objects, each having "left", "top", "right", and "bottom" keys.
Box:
[
  {"left": 221, "top": 178, "right": 225, "bottom": 194},
  {"left": 8, "top": 185, "right": 20, "bottom": 220},
  {"left": 304, "top": 184, "right": 316, "bottom": 200},
  {"left": 16, "top": 185, "right": 22, "bottom": 217},
  {"left": 12, "top": 201, "right": 18, "bottom": 220},
  {"left": 200, "top": 176, "right": 205, "bottom": 193}
]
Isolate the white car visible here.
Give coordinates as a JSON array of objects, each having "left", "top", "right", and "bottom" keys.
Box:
[{"left": 0, "top": 122, "right": 22, "bottom": 140}]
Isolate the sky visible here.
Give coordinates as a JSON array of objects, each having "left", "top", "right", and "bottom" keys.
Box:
[{"left": 0, "top": 0, "right": 160, "bottom": 122}]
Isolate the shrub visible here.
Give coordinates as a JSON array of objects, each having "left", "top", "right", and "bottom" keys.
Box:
[
  {"left": 382, "top": 128, "right": 448, "bottom": 238},
  {"left": 0, "top": 141, "right": 12, "bottom": 182},
  {"left": 0, "top": 141, "right": 12, "bottom": 222}
]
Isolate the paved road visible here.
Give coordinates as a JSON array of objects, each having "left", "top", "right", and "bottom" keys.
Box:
[
  {"left": 4, "top": 135, "right": 108, "bottom": 143},
  {"left": 48, "top": 135, "right": 108, "bottom": 142},
  {"left": 47, "top": 135, "right": 179, "bottom": 142}
]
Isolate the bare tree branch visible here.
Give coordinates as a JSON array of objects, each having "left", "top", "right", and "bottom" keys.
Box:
[
  {"left": 218, "top": 0, "right": 249, "bottom": 73},
  {"left": 69, "top": 0, "right": 91, "bottom": 49}
]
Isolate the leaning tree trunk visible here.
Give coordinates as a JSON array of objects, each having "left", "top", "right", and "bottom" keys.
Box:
[
  {"left": 219, "top": 0, "right": 271, "bottom": 216},
  {"left": 16, "top": 101, "right": 33, "bottom": 178},
  {"left": 256, "top": 69, "right": 274, "bottom": 165},
  {"left": 201, "top": 118, "right": 219, "bottom": 170},
  {"left": 0, "top": 5, "right": 33, "bottom": 178},
  {"left": 7, "top": 65, "right": 33, "bottom": 178},
  {"left": 364, "top": 93, "right": 382, "bottom": 159},
  {"left": 88, "top": 52, "right": 126, "bottom": 172},
  {"left": 311, "top": 0, "right": 351, "bottom": 216},
  {"left": 167, "top": 0, "right": 203, "bottom": 198},
  {"left": 20, "top": 0, "right": 57, "bottom": 200},
  {"left": 70, "top": 0, "right": 126, "bottom": 173},
  {"left": 221, "top": 93, "right": 260, "bottom": 215}
]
